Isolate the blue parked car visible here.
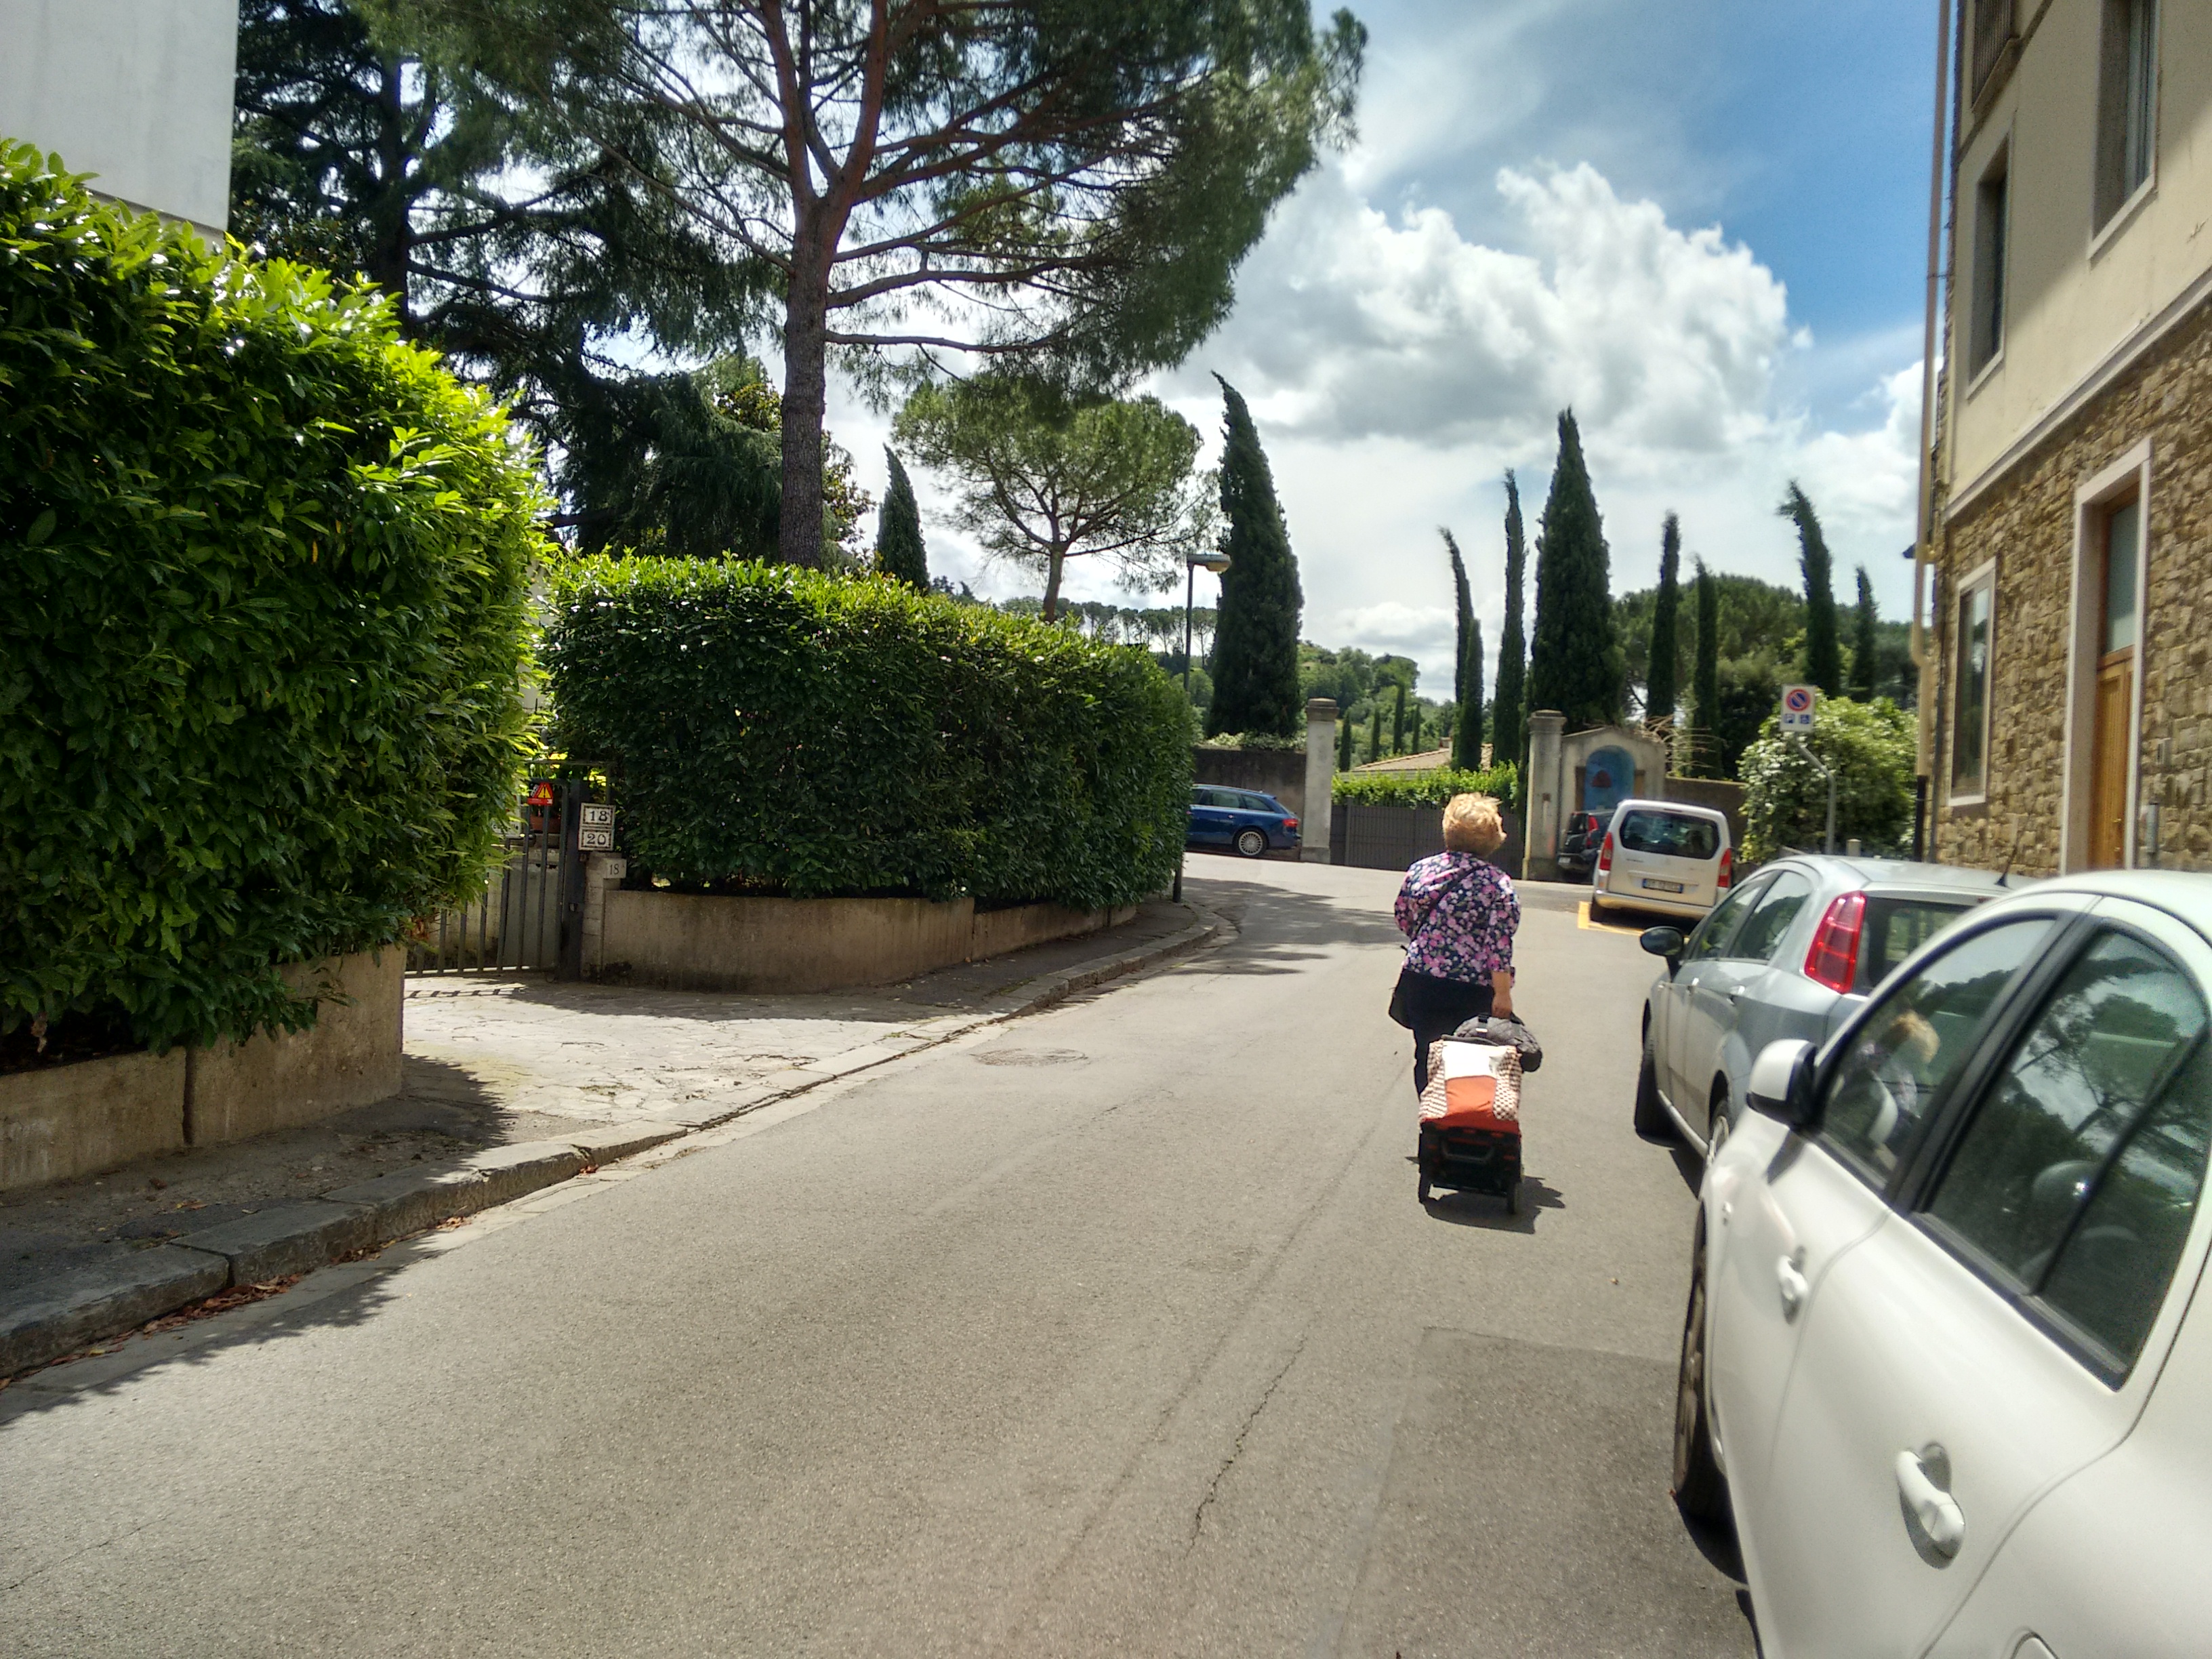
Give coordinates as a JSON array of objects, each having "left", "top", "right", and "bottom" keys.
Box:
[{"left": 1187, "top": 786, "right": 1300, "bottom": 859}]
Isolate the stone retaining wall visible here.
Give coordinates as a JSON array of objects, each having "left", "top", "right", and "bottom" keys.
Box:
[
  {"left": 598, "top": 891, "right": 1136, "bottom": 994},
  {"left": 0, "top": 949, "right": 406, "bottom": 1194}
]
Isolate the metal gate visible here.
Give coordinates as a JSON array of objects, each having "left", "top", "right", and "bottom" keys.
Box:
[{"left": 407, "top": 779, "right": 589, "bottom": 976}]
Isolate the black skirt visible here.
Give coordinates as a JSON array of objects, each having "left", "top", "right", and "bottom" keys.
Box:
[{"left": 1396, "top": 969, "right": 1496, "bottom": 1094}]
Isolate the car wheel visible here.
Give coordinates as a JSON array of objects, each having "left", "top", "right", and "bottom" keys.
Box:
[
  {"left": 1588, "top": 888, "right": 1607, "bottom": 921},
  {"left": 1234, "top": 827, "right": 1268, "bottom": 859},
  {"left": 1673, "top": 1211, "right": 1730, "bottom": 1523},
  {"left": 1633, "top": 1021, "right": 1672, "bottom": 1139}
]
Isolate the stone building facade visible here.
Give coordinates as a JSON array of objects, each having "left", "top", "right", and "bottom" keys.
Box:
[
  {"left": 1933, "top": 300, "right": 2212, "bottom": 873},
  {"left": 1927, "top": 0, "right": 2212, "bottom": 876}
]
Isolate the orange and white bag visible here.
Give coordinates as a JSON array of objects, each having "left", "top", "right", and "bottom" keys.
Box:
[{"left": 1419, "top": 1039, "right": 1523, "bottom": 1129}]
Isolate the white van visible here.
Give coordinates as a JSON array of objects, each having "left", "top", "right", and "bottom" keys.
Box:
[{"left": 1588, "top": 799, "right": 1733, "bottom": 922}]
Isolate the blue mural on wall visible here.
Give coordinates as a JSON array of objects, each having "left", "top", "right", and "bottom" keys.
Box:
[{"left": 1582, "top": 745, "right": 1636, "bottom": 817}]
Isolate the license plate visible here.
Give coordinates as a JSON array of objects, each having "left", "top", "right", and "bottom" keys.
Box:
[{"left": 1641, "top": 878, "right": 1685, "bottom": 894}]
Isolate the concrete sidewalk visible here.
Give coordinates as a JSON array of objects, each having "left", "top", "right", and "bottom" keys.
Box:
[{"left": 1, "top": 898, "right": 1219, "bottom": 1378}]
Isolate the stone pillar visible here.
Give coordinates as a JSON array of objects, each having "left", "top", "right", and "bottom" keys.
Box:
[
  {"left": 1524, "top": 710, "right": 1566, "bottom": 882},
  {"left": 581, "top": 852, "right": 627, "bottom": 975},
  {"left": 1303, "top": 698, "right": 1337, "bottom": 862}
]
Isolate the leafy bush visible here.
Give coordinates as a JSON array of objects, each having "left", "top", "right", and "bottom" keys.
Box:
[
  {"left": 543, "top": 557, "right": 1191, "bottom": 908},
  {"left": 1333, "top": 764, "right": 1519, "bottom": 808},
  {"left": 2, "top": 145, "right": 541, "bottom": 1049},
  {"left": 1196, "top": 731, "right": 1304, "bottom": 752},
  {"left": 1740, "top": 697, "right": 1916, "bottom": 861}
]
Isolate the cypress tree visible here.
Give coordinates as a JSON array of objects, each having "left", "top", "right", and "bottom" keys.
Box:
[
  {"left": 1410, "top": 705, "right": 1425, "bottom": 754},
  {"left": 1527, "top": 411, "right": 1623, "bottom": 728},
  {"left": 1492, "top": 471, "right": 1528, "bottom": 771},
  {"left": 1368, "top": 703, "right": 1382, "bottom": 765},
  {"left": 1337, "top": 708, "right": 1355, "bottom": 771},
  {"left": 875, "top": 447, "right": 928, "bottom": 587},
  {"left": 1391, "top": 682, "right": 1408, "bottom": 754},
  {"left": 1463, "top": 618, "right": 1486, "bottom": 765},
  {"left": 1443, "top": 527, "right": 1483, "bottom": 770},
  {"left": 1691, "top": 558, "right": 1720, "bottom": 773},
  {"left": 1647, "top": 512, "right": 1682, "bottom": 724},
  {"left": 1206, "top": 377, "right": 1303, "bottom": 736},
  {"left": 1780, "top": 481, "right": 1843, "bottom": 697},
  {"left": 1850, "top": 565, "right": 1879, "bottom": 701}
]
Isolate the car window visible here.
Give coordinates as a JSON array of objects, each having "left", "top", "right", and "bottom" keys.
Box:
[
  {"left": 1818, "top": 918, "right": 2057, "bottom": 1187},
  {"left": 1730, "top": 872, "right": 1814, "bottom": 964},
  {"left": 1194, "top": 787, "right": 1231, "bottom": 808},
  {"left": 1923, "top": 930, "right": 2211, "bottom": 1376},
  {"left": 1856, "top": 897, "right": 1975, "bottom": 991},
  {"left": 1616, "top": 810, "right": 1719, "bottom": 861},
  {"left": 1240, "top": 793, "right": 1276, "bottom": 813},
  {"left": 1686, "top": 876, "right": 1771, "bottom": 964}
]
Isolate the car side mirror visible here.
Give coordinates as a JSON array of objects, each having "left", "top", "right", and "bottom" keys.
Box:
[
  {"left": 1747, "top": 1038, "right": 1820, "bottom": 1131},
  {"left": 1640, "top": 926, "right": 1685, "bottom": 968}
]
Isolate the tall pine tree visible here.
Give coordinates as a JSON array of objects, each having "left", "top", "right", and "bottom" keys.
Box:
[
  {"left": 1368, "top": 704, "right": 1382, "bottom": 765},
  {"left": 1492, "top": 471, "right": 1528, "bottom": 771},
  {"left": 1206, "top": 377, "right": 1304, "bottom": 737},
  {"left": 1780, "top": 482, "right": 1842, "bottom": 697},
  {"left": 1337, "top": 709, "right": 1355, "bottom": 771},
  {"left": 1850, "top": 566, "right": 1879, "bottom": 701},
  {"left": 1391, "top": 683, "right": 1408, "bottom": 755},
  {"left": 1527, "top": 411, "right": 1622, "bottom": 728},
  {"left": 875, "top": 449, "right": 928, "bottom": 587},
  {"left": 1463, "top": 619, "right": 1486, "bottom": 766},
  {"left": 1647, "top": 512, "right": 1682, "bottom": 724},
  {"left": 1691, "top": 558, "right": 1720, "bottom": 774},
  {"left": 1443, "top": 527, "right": 1483, "bottom": 769}
]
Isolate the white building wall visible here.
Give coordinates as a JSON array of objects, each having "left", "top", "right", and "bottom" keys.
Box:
[{"left": 0, "top": 0, "right": 238, "bottom": 235}]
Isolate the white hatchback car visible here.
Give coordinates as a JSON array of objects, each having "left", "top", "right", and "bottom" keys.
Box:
[
  {"left": 1675, "top": 872, "right": 2212, "bottom": 1656},
  {"left": 1589, "top": 799, "right": 1734, "bottom": 923}
]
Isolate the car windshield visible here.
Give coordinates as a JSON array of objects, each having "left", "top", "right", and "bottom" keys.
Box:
[{"left": 1615, "top": 810, "right": 1719, "bottom": 861}]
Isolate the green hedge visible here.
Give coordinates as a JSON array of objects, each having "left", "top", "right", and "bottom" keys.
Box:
[
  {"left": 544, "top": 557, "right": 1191, "bottom": 908},
  {"left": 2, "top": 144, "right": 540, "bottom": 1049},
  {"left": 1332, "top": 764, "right": 1518, "bottom": 808}
]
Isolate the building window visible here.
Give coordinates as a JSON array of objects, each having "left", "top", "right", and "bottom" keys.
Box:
[
  {"left": 2096, "top": 0, "right": 2159, "bottom": 227},
  {"left": 1952, "top": 568, "right": 1995, "bottom": 802},
  {"left": 1969, "top": 146, "right": 2009, "bottom": 377},
  {"left": 1971, "top": 0, "right": 2018, "bottom": 104}
]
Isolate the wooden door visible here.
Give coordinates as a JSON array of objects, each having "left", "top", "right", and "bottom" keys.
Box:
[{"left": 2089, "top": 649, "right": 2133, "bottom": 868}]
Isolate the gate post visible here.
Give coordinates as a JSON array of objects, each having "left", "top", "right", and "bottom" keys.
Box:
[{"left": 556, "top": 786, "right": 587, "bottom": 980}]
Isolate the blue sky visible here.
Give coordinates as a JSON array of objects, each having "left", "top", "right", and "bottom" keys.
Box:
[{"left": 835, "top": 0, "right": 1948, "bottom": 692}]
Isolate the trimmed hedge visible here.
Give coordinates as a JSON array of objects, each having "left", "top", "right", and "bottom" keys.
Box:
[
  {"left": 544, "top": 557, "right": 1191, "bottom": 908},
  {"left": 1332, "top": 764, "right": 1518, "bottom": 808},
  {"left": 1, "top": 145, "right": 541, "bottom": 1049}
]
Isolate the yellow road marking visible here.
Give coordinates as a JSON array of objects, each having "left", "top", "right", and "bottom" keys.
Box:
[{"left": 1577, "top": 901, "right": 1647, "bottom": 936}]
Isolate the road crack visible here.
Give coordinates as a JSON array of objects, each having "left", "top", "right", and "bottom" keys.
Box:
[{"left": 1189, "top": 1332, "right": 1308, "bottom": 1549}]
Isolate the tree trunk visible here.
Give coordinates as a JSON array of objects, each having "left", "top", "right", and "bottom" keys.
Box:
[
  {"left": 1041, "top": 550, "right": 1067, "bottom": 621},
  {"left": 369, "top": 56, "right": 412, "bottom": 329},
  {"left": 778, "top": 241, "right": 830, "bottom": 570}
]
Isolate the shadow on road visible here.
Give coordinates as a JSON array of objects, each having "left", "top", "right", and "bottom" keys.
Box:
[
  {"left": 1181, "top": 874, "right": 1403, "bottom": 977},
  {"left": 1416, "top": 1173, "right": 1566, "bottom": 1233}
]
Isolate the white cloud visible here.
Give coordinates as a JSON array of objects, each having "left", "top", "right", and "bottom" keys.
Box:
[{"left": 832, "top": 156, "right": 1925, "bottom": 689}]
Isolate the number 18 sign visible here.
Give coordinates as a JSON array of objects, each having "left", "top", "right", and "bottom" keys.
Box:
[{"left": 1780, "top": 684, "right": 1817, "bottom": 733}]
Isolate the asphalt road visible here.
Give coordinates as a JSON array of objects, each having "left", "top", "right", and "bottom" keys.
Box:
[{"left": 1, "top": 859, "right": 1755, "bottom": 1657}]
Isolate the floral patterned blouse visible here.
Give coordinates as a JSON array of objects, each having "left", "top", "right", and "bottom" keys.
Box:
[{"left": 1395, "top": 852, "right": 1519, "bottom": 983}]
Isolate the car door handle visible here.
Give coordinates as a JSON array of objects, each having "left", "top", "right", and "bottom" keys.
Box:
[
  {"left": 1776, "top": 1252, "right": 1809, "bottom": 1321},
  {"left": 1894, "top": 1448, "right": 1966, "bottom": 1558}
]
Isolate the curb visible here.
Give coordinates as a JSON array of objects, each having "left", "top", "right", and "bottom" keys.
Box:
[{"left": 1, "top": 905, "right": 1225, "bottom": 1381}]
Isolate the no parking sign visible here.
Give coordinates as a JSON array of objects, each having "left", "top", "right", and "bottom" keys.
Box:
[{"left": 1780, "top": 684, "right": 1817, "bottom": 733}]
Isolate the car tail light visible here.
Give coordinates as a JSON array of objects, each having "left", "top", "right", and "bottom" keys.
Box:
[
  {"left": 1717, "top": 846, "right": 1734, "bottom": 890},
  {"left": 1282, "top": 817, "right": 1299, "bottom": 832},
  {"left": 1596, "top": 833, "right": 1614, "bottom": 878},
  {"left": 1804, "top": 892, "right": 1867, "bottom": 993}
]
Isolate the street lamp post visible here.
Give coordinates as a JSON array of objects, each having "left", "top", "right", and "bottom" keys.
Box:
[{"left": 1174, "top": 548, "right": 1231, "bottom": 904}]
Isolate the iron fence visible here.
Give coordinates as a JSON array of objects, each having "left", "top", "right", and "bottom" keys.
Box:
[{"left": 407, "top": 780, "right": 586, "bottom": 975}]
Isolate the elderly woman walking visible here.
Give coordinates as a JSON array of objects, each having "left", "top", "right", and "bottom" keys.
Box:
[{"left": 1393, "top": 794, "right": 1520, "bottom": 1094}]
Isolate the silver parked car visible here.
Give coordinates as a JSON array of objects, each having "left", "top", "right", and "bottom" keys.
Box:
[{"left": 1633, "top": 855, "right": 2011, "bottom": 1153}]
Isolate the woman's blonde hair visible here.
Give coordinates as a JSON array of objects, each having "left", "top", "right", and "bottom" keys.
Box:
[{"left": 1442, "top": 793, "right": 1507, "bottom": 855}]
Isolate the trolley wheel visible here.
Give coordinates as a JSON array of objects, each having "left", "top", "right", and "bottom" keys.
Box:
[
  {"left": 1418, "top": 1176, "right": 1432, "bottom": 1204},
  {"left": 1506, "top": 1178, "right": 1522, "bottom": 1216}
]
